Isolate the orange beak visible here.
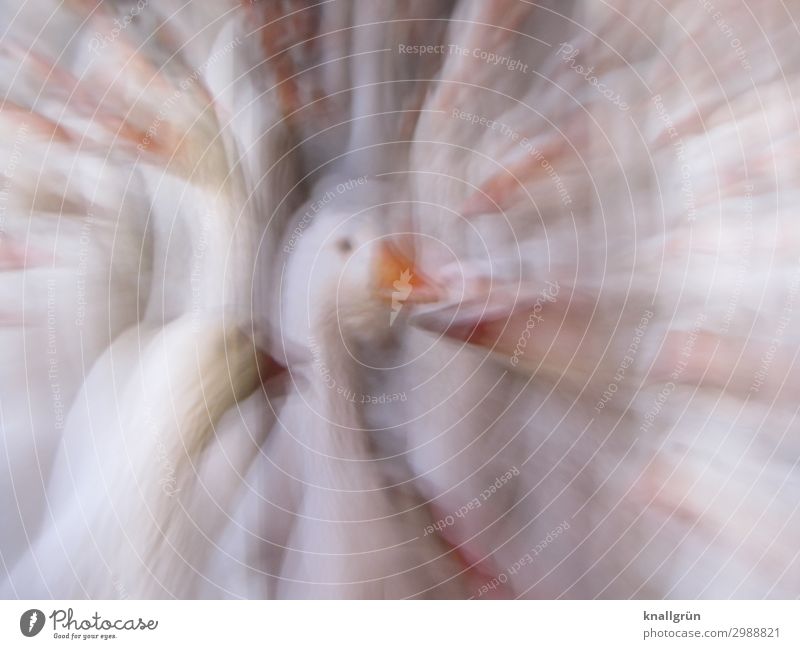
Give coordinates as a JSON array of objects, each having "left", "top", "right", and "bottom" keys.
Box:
[{"left": 373, "top": 239, "right": 441, "bottom": 304}]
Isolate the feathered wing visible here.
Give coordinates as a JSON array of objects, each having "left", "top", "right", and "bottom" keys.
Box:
[{"left": 407, "top": 0, "right": 800, "bottom": 597}]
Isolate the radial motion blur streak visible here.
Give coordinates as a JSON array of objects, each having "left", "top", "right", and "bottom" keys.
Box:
[{"left": 0, "top": 0, "right": 799, "bottom": 599}]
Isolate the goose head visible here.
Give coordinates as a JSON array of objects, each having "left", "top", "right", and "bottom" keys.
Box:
[{"left": 280, "top": 198, "right": 438, "bottom": 362}]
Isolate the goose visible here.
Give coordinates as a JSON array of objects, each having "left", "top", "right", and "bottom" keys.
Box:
[
  {"left": 2, "top": 0, "right": 799, "bottom": 601},
  {"left": 0, "top": 0, "right": 296, "bottom": 597}
]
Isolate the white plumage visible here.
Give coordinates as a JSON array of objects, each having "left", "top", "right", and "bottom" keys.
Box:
[{"left": 1, "top": 0, "right": 799, "bottom": 599}]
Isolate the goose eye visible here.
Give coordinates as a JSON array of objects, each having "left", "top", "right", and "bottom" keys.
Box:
[{"left": 336, "top": 238, "right": 353, "bottom": 253}]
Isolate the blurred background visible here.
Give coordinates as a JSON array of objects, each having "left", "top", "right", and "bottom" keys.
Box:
[{"left": 0, "top": 0, "right": 799, "bottom": 598}]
